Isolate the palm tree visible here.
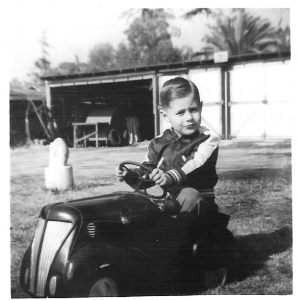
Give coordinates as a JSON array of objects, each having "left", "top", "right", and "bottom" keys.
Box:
[
  {"left": 184, "top": 8, "right": 279, "bottom": 56},
  {"left": 183, "top": 8, "right": 212, "bottom": 19},
  {"left": 274, "top": 26, "right": 291, "bottom": 52},
  {"left": 202, "top": 9, "right": 278, "bottom": 56}
]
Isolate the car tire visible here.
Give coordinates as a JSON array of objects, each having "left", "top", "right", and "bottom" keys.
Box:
[
  {"left": 192, "top": 227, "right": 238, "bottom": 291},
  {"left": 204, "top": 267, "right": 228, "bottom": 290},
  {"left": 108, "top": 129, "right": 122, "bottom": 146},
  {"left": 89, "top": 276, "right": 119, "bottom": 297}
]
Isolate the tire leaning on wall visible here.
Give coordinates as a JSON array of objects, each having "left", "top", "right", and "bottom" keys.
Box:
[{"left": 108, "top": 129, "right": 122, "bottom": 146}]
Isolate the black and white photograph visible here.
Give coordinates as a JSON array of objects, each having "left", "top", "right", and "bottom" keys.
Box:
[{"left": 4, "top": 0, "right": 297, "bottom": 298}]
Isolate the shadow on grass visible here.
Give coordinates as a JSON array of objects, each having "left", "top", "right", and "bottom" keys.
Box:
[
  {"left": 218, "top": 167, "right": 291, "bottom": 182},
  {"left": 232, "top": 226, "right": 292, "bottom": 283},
  {"left": 221, "top": 140, "right": 291, "bottom": 150}
]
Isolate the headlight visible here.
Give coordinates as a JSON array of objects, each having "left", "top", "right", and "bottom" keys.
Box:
[
  {"left": 49, "top": 276, "right": 58, "bottom": 296},
  {"left": 24, "top": 268, "right": 30, "bottom": 286}
]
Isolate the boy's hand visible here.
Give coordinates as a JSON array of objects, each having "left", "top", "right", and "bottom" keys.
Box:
[
  {"left": 150, "top": 168, "right": 172, "bottom": 186},
  {"left": 116, "top": 167, "right": 127, "bottom": 182}
]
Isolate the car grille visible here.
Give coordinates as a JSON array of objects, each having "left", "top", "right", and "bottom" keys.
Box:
[
  {"left": 87, "top": 222, "right": 96, "bottom": 238},
  {"left": 29, "top": 219, "right": 73, "bottom": 297}
]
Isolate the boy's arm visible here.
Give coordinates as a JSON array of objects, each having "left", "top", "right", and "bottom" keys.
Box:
[
  {"left": 165, "top": 129, "right": 220, "bottom": 185},
  {"left": 142, "top": 140, "right": 159, "bottom": 168},
  {"left": 124, "top": 140, "right": 158, "bottom": 179}
]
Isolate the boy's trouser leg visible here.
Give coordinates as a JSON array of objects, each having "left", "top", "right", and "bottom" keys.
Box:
[
  {"left": 176, "top": 187, "right": 218, "bottom": 212},
  {"left": 176, "top": 187, "right": 218, "bottom": 225},
  {"left": 175, "top": 188, "right": 218, "bottom": 282},
  {"left": 175, "top": 187, "right": 202, "bottom": 213}
]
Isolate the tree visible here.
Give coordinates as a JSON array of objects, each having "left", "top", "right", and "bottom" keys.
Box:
[
  {"left": 123, "top": 9, "right": 182, "bottom": 66},
  {"left": 29, "top": 29, "right": 52, "bottom": 85},
  {"left": 185, "top": 8, "right": 279, "bottom": 56},
  {"left": 114, "top": 42, "right": 136, "bottom": 69},
  {"left": 58, "top": 62, "right": 78, "bottom": 74},
  {"left": 87, "top": 9, "right": 193, "bottom": 71},
  {"left": 10, "top": 78, "right": 25, "bottom": 91},
  {"left": 58, "top": 59, "right": 89, "bottom": 75},
  {"left": 202, "top": 9, "right": 279, "bottom": 56},
  {"left": 274, "top": 26, "right": 291, "bottom": 52},
  {"left": 122, "top": 8, "right": 174, "bottom": 23},
  {"left": 88, "top": 43, "right": 116, "bottom": 71},
  {"left": 181, "top": 45, "right": 197, "bottom": 61},
  {"left": 183, "top": 8, "right": 212, "bottom": 19}
]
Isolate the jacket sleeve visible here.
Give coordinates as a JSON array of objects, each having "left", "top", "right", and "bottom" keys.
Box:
[
  {"left": 181, "top": 130, "right": 220, "bottom": 175},
  {"left": 165, "top": 130, "right": 220, "bottom": 185},
  {"left": 125, "top": 140, "right": 158, "bottom": 181},
  {"left": 143, "top": 140, "right": 159, "bottom": 166}
]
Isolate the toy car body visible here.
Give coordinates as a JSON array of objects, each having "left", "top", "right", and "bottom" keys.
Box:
[{"left": 20, "top": 162, "right": 237, "bottom": 297}]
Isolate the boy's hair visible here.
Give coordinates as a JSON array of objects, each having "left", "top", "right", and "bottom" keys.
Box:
[{"left": 160, "top": 77, "right": 201, "bottom": 108}]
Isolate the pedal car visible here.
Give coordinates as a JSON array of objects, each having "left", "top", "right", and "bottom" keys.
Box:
[{"left": 20, "top": 161, "right": 238, "bottom": 297}]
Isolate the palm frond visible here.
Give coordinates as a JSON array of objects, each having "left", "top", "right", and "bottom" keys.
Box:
[
  {"left": 183, "top": 8, "right": 212, "bottom": 19},
  {"left": 202, "top": 9, "right": 283, "bottom": 56}
]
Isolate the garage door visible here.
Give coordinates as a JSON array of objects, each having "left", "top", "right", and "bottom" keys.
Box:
[{"left": 229, "top": 60, "right": 292, "bottom": 139}]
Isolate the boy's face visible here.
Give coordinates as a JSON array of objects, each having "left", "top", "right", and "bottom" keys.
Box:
[{"left": 161, "top": 93, "right": 203, "bottom": 136}]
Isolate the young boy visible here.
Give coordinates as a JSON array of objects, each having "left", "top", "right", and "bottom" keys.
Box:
[{"left": 116, "top": 77, "right": 220, "bottom": 222}]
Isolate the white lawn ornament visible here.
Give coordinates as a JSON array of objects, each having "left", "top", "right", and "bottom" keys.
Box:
[{"left": 45, "top": 138, "right": 74, "bottom": 190}]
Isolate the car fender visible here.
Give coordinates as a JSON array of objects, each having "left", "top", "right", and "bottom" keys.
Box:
[
  {"left": 62, "top": 243, "right": 157, "bottom": 296},
  {"left": 19, "top": 246, "right": 31, "bottom": 290},
  {"left": 65, "top": 242, "right": 156, "bottom": 282}
]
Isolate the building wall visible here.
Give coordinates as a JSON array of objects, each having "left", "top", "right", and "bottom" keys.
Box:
[
  {"left": 158, "top": 59, "right": 292, "bottom": 139},
  {"left": 45, "top": 55, "right": 291, "bottom": 142},
  {"left": 229, "top": 60, "right": 292, "bottom": 139}
]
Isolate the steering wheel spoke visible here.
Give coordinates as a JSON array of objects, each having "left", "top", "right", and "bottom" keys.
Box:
[{"left": 119, "top": 161, "right": 167, "bottom": 200}]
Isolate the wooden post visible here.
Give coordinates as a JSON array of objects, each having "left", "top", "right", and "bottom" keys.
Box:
[
  {"left": 84, "top": 131, "right": 87, "bottom": 147},
  {"left": 29, "top": 99, "right": 52, "bottom": 139},
  {"left": 25, "top": 101, "right": 31, "bottom": 145},
  {"left": 45, "top": 80, "right": 51, "bottom": 108},
  {"left": 96, "top": 124, "right": 98, "bottom": 148},
  {"left": 152, "top": 74, "right": 160, "bottom": 136},
  {"left": 73, "top": 124, "right": 77, "bottom": 148}
]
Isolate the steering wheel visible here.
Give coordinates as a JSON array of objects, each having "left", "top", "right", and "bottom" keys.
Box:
[{"left": 119, "top": 161, "right": 167, "bottom": 200}]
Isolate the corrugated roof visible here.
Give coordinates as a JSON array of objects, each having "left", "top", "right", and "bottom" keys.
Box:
[{"left": 41, "top": 51, "right": 291, "bottom": 81}]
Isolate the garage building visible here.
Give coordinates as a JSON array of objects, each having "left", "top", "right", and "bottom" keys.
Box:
[{"left": 42, "top": 51, "right": 291, "bottom": 147}]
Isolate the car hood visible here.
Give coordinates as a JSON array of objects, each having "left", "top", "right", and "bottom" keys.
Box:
[{"left": 41, "top": 191, "right": 161, "bottom": 224}]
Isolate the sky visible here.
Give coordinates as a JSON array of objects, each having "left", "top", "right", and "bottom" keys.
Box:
[{"left": 4, "top": 0, "right": 291, "bottom": 83}]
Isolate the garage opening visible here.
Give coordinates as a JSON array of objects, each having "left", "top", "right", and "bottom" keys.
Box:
[{"left": 50, "top": 79, "right": 154, "bottom": 146}]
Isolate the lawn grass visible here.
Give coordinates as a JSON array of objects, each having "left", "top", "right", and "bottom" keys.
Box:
[
  {"left": 10, "top": 140, "right": 292, "bottom": 297},
  {"left": 210, "top": 166, "right": 292, "bottom": 295}
]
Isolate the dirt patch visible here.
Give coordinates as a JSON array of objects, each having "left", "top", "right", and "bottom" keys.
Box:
[{"left": 10, "top": 139, "right": 291, "bottom": 180}]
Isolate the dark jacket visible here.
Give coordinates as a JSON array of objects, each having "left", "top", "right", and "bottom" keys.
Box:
[{"left": 142, "top": 126, "right": 220, "bottom": 192}]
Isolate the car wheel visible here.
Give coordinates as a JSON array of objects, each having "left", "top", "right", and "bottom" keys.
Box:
[
  {"left": 204, "top": 267, "right": 227, "bottom": 290},
  {"left": 89, "top": 276, "right": 118, "bottom": 297}
]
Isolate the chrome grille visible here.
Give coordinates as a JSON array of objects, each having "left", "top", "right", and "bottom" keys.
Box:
[
  {"left": 30, "top": 218, "right": 45, "bottom": 294},
  {"left": 29, "top": 219, "right": 72, "bottom": 297}
]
